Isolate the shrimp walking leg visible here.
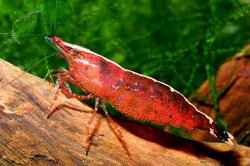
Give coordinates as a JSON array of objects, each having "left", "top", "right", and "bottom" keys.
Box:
[
  {"left": 101, "top": 100, "right": 131, "bottom": 158},
  {"left": 46, "top": 70, "right": 94, "bottom": 117},
  {"left": 85, "top": 97, "right": 99, "bottom": 154}
]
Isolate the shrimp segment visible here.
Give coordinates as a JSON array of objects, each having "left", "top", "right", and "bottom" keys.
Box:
[{"left": 45, "top": 36, "right": 235, "bottom": 156}]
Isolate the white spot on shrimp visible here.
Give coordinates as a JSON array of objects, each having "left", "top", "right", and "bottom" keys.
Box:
[
  {"left": 170, "top": 87, "right": 175, "bottom": 92},
  {"left": 209, "top": 128, "right": 216, "bottom": 137},
  {"left": 112, "top": 79, "right": 123, "bottom": 90},
  {"left": 191, "top": 114, "right": 196, "bottom": 119},
  {"left": 75, "top": 59, "right": 97, "bottom": 68},
  {"left": 150, "top": 86, "right": 156, "bottom": 98},
  {"left": 134, "top": 79, "right": 139, "bottom": 91},
  {"left": 201, "top": 112, "right": 214, "bottom": 124}
]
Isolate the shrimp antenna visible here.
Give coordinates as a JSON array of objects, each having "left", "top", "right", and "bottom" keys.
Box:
[
  {"left": 0, "top": 53, "right": 55, "bottom": 89},
  {"left": 52, "top": 0, "right": 58, "bottom": 35}
]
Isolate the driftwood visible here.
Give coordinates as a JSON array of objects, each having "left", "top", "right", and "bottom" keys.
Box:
[
  {"left": 189, "top": 44, "right": 250, "bottom": 146},
  {"left": 0, "top": 58, "right": 250, "bottom": 166}
]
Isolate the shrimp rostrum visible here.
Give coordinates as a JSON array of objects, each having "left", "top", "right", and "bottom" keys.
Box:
[{"left": 45, "top": 36, "right": 235, "bottom": 157}]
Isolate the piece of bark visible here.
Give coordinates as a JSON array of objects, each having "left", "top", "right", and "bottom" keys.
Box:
[
  {"left": 189, "top": 44, "right": 250, "bottom": 146},
  {"left": 0, "top": 58, "right": 249, "bottom": 166}
]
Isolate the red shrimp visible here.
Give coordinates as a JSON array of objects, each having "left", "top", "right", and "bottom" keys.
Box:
[{"left": 45, "top": 36, "right": 235, "bottom": 157}]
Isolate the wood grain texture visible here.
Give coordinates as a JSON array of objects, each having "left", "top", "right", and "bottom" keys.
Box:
[{"left": 0, "top": 58, "right": 249, "bottom": 166}]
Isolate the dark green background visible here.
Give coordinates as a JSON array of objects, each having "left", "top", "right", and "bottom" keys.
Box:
[{"left": 1, "top": 0, "right": 250, "bottom": 138}]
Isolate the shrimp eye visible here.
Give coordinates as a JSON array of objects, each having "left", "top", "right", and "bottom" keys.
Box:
[{"left": 70, "top": 49, "right": 78, "bottom": 55}]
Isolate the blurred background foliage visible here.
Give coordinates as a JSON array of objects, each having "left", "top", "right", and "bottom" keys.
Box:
[{"left": 0, "top": 0, "right": 250, "bottom": 137}]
